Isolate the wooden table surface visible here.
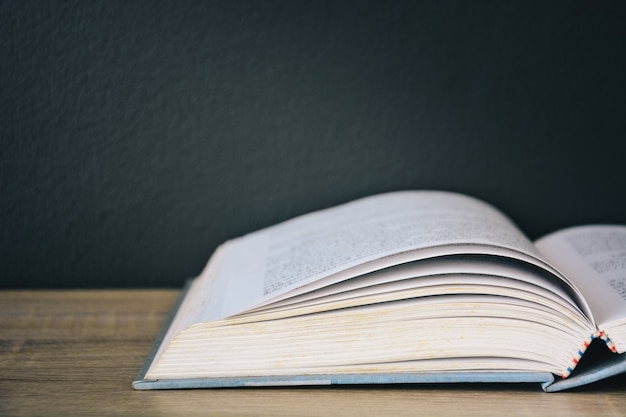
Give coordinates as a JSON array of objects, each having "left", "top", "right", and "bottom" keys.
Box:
[{"left": 2, "top": 290, "right": 626, "bottom": 417}]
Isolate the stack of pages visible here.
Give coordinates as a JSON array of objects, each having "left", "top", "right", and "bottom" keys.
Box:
[{"left": 134, "top": 191, "right": 626, "bottom": 392}]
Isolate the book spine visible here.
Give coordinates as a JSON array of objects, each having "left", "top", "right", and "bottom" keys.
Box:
[
  {"left": 561, "top": 330, "right": 618, "bottom": 379},
  {"left": 597, "top": 330, "right": 618, "bottom": 353},
  {"left": 562, "top": 334, "right": 594, "bottom": 379}
]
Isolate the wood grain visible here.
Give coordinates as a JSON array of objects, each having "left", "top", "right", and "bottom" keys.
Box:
[{"left": 2, "top": 290, "right": 626, "bottom": 417}]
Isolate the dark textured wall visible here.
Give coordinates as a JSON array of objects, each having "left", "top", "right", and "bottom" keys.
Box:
[{"left": 2, "top": 1, "right": 625, "bottom": 288}]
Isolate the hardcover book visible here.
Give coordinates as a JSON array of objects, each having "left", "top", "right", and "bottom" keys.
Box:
[{"left": 133, "top": 191, "right": 626, "bottom": 392}]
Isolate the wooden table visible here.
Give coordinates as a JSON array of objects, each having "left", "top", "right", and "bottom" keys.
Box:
[{"left": 2, "top": 290, "right": 626, "bottom": 417}]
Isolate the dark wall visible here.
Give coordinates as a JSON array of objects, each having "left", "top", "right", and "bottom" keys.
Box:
[{"left": 2, "top": 1, "right": 625, "bottom": 288}]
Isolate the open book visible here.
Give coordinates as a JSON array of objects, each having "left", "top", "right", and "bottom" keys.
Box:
[{"left": 133, "top": 191, "right": 626, "bottom": 392}]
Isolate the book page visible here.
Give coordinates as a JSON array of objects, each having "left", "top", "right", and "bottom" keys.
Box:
[
  {"left": 195, "top": 191, "right": 541, "bottom": 321},
  {"left": 535, "top": 225, "right": 626, "bottom": 327},
  {"left": 248, "top": 255, "right": 584, "bottom": 317}
]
